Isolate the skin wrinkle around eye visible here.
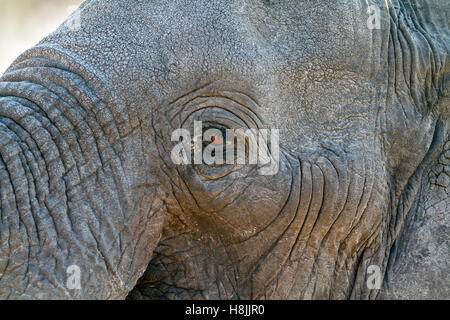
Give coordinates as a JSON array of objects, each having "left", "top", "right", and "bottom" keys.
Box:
[
  {"left": 162, "top": 84, "right": 273, "bottom": 185},
  {"left": 167, "top": 81, "right": 265, "bottom": 128}
]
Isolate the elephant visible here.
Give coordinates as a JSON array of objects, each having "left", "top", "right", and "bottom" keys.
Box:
[{"left": 0, "top": 0, "right": 448, "bottom": 300}]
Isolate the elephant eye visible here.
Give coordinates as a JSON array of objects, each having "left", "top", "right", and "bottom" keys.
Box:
[
  {"left": 210, "top": 135, "right": 223, "bottom": 144},
  {"left": 201, "top": 126, "right": 228, "bottom": 164},
  {"left": 203, "top": 127, "right": 226, "bottom": 144}
]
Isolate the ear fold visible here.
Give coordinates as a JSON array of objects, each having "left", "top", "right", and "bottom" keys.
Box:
[
  {"left": 381, "top": 123, "right": 449, "bottom": 299},
  {"left": 426, "top": 0, "right": 450, "bottom": 117},
  {"left": 383, "top": 0, "right": 449, "bottom": 115},
  {"left": 377, "top": 1, "right": 449, "bottom": 298}
]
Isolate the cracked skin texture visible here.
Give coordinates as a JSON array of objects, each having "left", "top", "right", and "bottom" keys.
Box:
[{"left": 0, "top": 0, "right": 448, "bottom": 299}]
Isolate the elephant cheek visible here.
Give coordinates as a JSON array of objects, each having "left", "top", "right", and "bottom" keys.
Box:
[{"left": 237, "top": 152, "right": 386, "bottom": 299}]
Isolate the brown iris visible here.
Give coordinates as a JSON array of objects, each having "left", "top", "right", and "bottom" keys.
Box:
[{"left": 211, "top": 135, "right": 223, "bottom": 144}]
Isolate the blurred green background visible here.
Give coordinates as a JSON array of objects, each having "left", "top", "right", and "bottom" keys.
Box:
[{"left": 0, "top": 0, "right": 84, "bottom": 74}]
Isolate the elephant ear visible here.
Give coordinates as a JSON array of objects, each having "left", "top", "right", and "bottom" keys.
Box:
[
  {"left": 381, "top": 122, "right": 449, "bottom": 299},
  {"left": 380, "top": 0, "right": 449, "bottom": 299}
]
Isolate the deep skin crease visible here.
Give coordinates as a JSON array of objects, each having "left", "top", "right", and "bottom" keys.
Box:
[{"left": 0, "top": 0, "right": 448, "bottom": 299}]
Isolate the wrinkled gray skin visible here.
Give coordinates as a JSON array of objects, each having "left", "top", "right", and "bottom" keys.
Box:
[{"left": 0, "top": 0, "right": 448, "bottom": 300}]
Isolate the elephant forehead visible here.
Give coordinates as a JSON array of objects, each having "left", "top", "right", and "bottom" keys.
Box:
[
  {"left": 43, "top": 0, "right": 380, "bottom": 150},
  {"left": 134, "top": 1, "right": 377, "bottom": 121},
  {"left": 129, "top": 0, "right": 371, "bottom": 77},
  {"left": 135, "top": 1, "right": 378, "bottom": 149},
  {"left": 46, "top": 0, "right": 373, "bottom": 82}
]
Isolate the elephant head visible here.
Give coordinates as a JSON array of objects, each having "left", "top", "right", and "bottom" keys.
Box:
[{"left": 0, "top": 0, "right": 448, "bottom": 299}]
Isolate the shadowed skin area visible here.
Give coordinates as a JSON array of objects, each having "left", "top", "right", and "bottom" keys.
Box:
[{"left": 0, "top": 0, "right": 448, "bottom": 299}]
